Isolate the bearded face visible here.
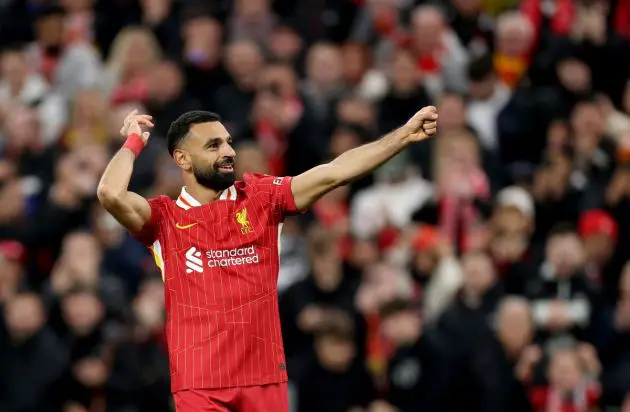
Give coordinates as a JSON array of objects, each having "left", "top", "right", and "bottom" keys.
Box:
[
  {"left": 192, "top": 155, "right": 235, "bottom": 192},
  {"left": 171, "top": 120, "right": 238, "bottom": 192}
]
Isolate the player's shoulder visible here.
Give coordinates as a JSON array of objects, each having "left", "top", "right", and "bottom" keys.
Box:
[
  {"left": 145, "top": 194, "right": 175, "bottom": 211},
  {"left": 146, "top": 194, "right": 172, "bottom": 205},
  {"left": 237, "top": 173, "right": 286, "bottom": 192}
]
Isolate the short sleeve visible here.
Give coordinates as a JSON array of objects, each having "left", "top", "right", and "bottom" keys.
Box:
[
  {"left": 243, "top": 173, "right": 302, "bottom": 216},
  {"left": 131, "top": 196, "right": 166, "bottom": 246}
]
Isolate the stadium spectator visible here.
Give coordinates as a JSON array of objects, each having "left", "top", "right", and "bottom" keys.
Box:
[{"left": 1, "top": 0, "right": 630, "bottom": 410}]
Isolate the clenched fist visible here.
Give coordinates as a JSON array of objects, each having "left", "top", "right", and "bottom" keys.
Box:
[{"left": 404, "top": 105, "right": 438, "bottom": 142}]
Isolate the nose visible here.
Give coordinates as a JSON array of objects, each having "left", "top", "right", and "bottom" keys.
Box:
[{"left": 221, "top": 142, "right": 236, "bottom": 158}]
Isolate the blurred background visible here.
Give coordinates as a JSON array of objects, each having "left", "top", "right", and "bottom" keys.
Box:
[{"left": 1, "top": 0, "right": 630, "bottom": 411}]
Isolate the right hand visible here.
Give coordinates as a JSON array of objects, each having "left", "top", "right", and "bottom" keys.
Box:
[{"left": 120, "top": 110, "right": 154, "bottom": 142}]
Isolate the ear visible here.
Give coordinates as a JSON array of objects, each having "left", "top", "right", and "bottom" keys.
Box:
[{"left": 173, "top": 149, "right": 192, "bottom": 172}]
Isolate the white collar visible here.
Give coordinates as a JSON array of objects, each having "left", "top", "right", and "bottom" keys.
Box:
[{"left": 175, "top": 186, "right": 237, "bottom": 210}]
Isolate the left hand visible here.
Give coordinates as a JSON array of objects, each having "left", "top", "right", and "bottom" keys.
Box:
[{"left": 404, "top": 106, "right": 438, "bottom": 141}]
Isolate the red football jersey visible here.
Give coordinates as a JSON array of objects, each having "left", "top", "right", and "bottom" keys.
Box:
[{"left": 133, "top": 173, "right": 300, "bottom": 392}]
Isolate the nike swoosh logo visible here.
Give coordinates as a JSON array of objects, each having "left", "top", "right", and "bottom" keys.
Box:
[{"left": 175, "top": 222, "right": 198, "bottom": 230}]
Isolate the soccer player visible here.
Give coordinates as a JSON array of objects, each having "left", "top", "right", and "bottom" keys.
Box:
[{"left": 97, "top": 107, "right": 438, "bottom": 411}]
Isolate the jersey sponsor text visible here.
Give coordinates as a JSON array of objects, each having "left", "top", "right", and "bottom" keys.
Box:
[{"left": 206, "top": 246, "right": 259, "bottom": 267}]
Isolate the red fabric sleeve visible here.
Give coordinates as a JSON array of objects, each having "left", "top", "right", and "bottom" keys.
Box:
[
  {"left": 243, "top": 173, "right": 303, "bottom": 216},
  {"left": 131, "top": 196, "right": 165, "bottom": 246},
  {"left": 274, "top": 175, "right": 300, "bottom": 215}
]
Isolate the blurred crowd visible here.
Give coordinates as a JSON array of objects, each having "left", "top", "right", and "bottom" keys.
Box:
[{"left": 1, "top": 0, "right": 630, "bottom": 411}]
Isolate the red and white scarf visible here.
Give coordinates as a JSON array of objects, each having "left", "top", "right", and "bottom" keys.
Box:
[{"left": 439, "top": 169, "right": 489, "bottom": 252}]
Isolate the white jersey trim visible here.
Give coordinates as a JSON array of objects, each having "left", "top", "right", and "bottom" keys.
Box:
[{"left": 176, "top": 185, "right": 237, "bottom": 209}]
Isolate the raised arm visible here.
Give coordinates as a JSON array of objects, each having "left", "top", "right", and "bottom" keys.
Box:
[
  {"left": 97, "top": 110, "right": 154, "bottom": 234},
  {"left": 291, "top": 106, "right": 438, "bottom": 210}
]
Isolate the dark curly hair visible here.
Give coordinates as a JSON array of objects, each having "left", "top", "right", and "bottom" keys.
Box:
[{"left": 166, "top": 110, "right": 222, "bottom": 155}]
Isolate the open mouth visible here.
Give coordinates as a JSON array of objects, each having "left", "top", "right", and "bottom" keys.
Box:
[{"left": 218, "top": 164, "right": 234, "bottom": 173}]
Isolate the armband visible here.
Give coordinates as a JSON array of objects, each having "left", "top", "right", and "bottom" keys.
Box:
[{"left": 122, "top": 133, "right": 145, "bottom": 157}]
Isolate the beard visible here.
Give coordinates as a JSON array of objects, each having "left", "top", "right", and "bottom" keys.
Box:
[{"left": 193, "top": 159, "right": 235, "bottom": 192}]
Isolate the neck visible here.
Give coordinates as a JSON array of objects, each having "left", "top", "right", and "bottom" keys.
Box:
[{"left": 184, "top": 183, "right": 222, "bottom": 205}]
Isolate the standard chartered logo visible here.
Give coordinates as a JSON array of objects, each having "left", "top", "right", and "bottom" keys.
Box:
[
  {"left": 185, "top": 247, "right": 204, "bottom": 273},
  {"left": 207, "top": 246, "right": 259, "bottom": 268},
  {"left": 184, "top": 246, "right": 259, "bottom": 273}
]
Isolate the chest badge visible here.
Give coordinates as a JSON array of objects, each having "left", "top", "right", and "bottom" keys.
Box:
[{"left": 235, "top": 207, "right": 254, "bottom": 234}]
